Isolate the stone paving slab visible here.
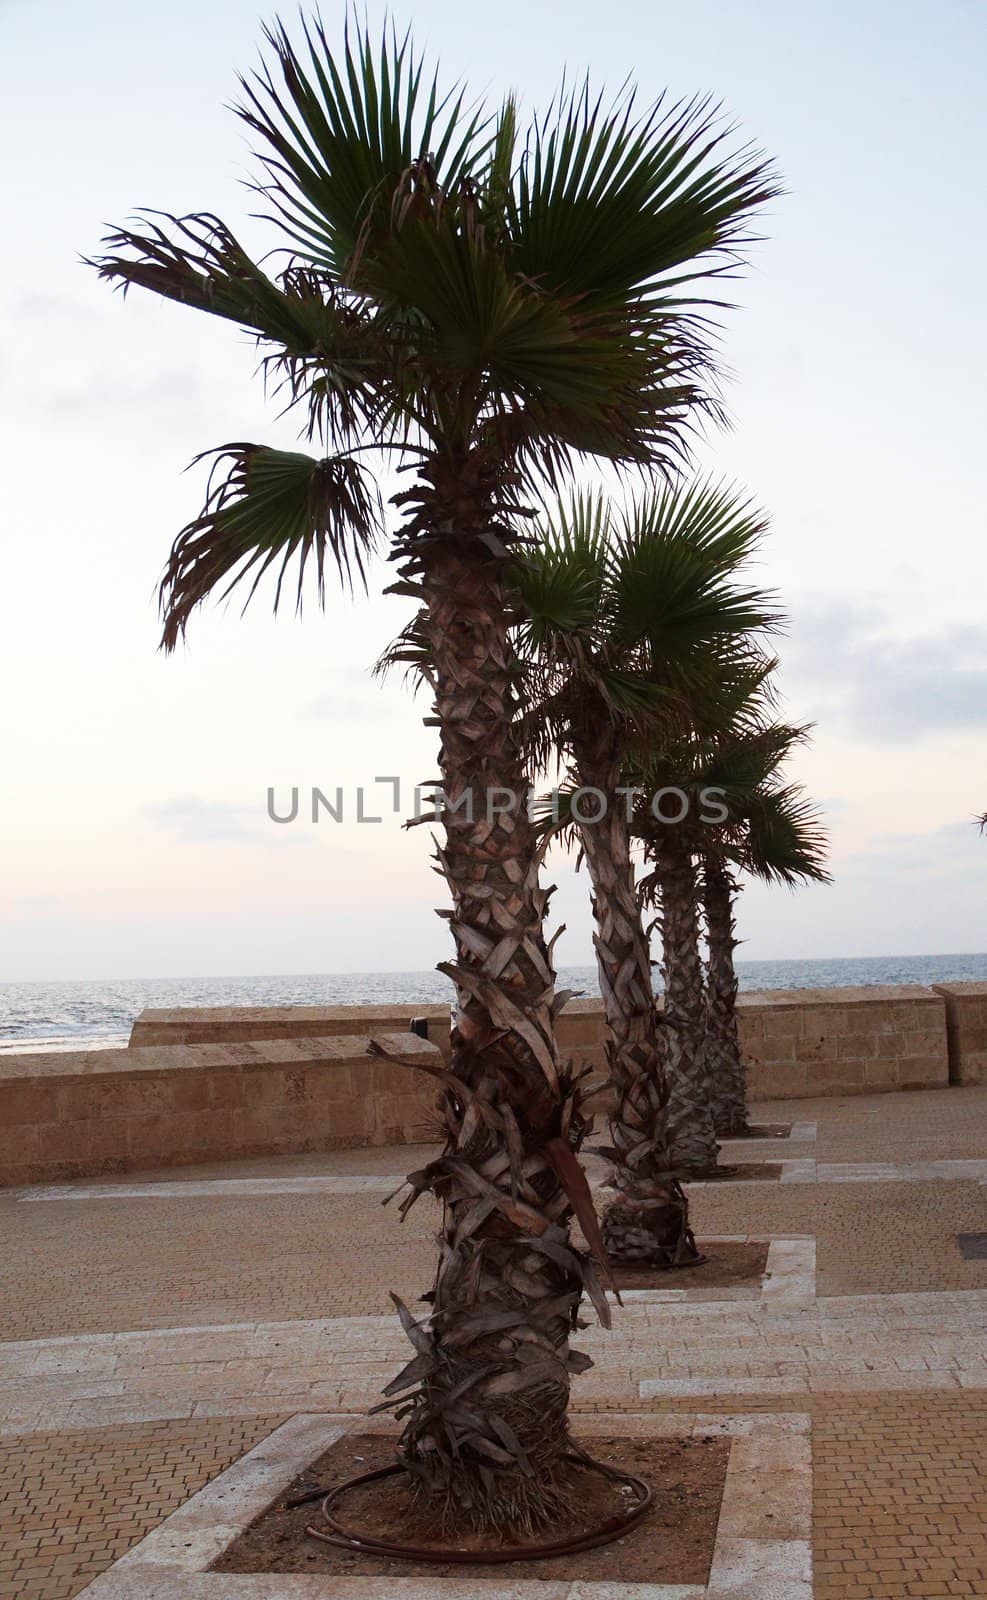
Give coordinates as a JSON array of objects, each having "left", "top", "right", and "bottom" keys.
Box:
[
  {"left": 16, "top": 1154, "right": 987, "bottom": 1205},
  {"left": 16, "top": 1176, "right": 402, "bottom": 1202},
  {"left": 0, "top": 1415, "right": 285, "bottom": 1600},
  {"left": 605, "top": 1237, "right": 815, "bottom": 1308},
  {"left": 1, "top": 1284, "right": 984, "bottom": 1437}
]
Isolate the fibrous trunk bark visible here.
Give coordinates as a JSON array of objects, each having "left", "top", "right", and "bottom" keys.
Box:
[
  {"left": 385, "top": 458, "right": 604, "bottom": 1537},
  {"left": 703, "top": 854, "right": 750, "bottom": 1136},
  {"left": 653, "top": 830, "right": 720, "bottom": 1174},
  {"left": 572, "top": 729, "right": 697, "bottom": 1266}
]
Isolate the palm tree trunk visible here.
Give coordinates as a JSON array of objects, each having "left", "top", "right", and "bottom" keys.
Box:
[
  {"left": 653, "top": 830, "right": 720, "bottom": 1174},
  {"left": 571, "top": 730, "right": 697, "bottom": 1265},
  {"left": 703, "top": 854, "right": 750, "bottom": 1135},
  {"left": 388, "top": 474, "right": 598, "bottom": 1536}
]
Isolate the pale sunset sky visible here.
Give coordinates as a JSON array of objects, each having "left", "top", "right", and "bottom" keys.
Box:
[{"left": 1, "top": 0, "right": 985, "bottom": 980}]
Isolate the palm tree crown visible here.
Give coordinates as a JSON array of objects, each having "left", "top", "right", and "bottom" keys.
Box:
[{"left": 92, "top": 16, "right": 778, "bottom": 647}]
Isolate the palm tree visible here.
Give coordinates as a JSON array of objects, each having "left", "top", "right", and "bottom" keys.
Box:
[
  {"left": 633, "top": 654, "right": 780, "bottom": 1173},
  {"left": 704, "top": 777, "right": 830, "bottom": 1134},
  {"left": 639, "top": 794, "right": 718, "bottom": 1171},
  {"left": 90, "top": 15, "right": 777, "bottom": 1532},
  {"left": 512, "top": 481, "right": 776, "bottom": 1260}
]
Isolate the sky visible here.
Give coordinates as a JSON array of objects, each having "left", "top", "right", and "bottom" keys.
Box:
[{"left": 1, "top": 0, "right": 986, "bottom": 982}]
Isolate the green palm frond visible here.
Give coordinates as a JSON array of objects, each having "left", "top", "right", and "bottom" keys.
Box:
[
  {"left": 510, "top": 83, "right": 780, "bottom": 314},
  {"left": 680, "top": 647, "right": 781, "bottom": 737},
  {"left": 608, "top": 480, "right": 780, "bottom": 699},
  {"left": 622, "top": 476, "right": 770, "bottom": 566},
  {"left": 744, "top": 783, "right": 831, "bottom": 887},
  {"left": 514, "top": 476, "right": 779, "bottom": 776},
  {"left": 159, "top": 444, "right": 382, "bottom": 650},
  {"left": 612, "top": 480, "right": 775, "bottom": 633},
  {"left": 628, "top": 657, "right": 800, "bottom": 838},
  {"left": 701, "top": 719, "right": 812, "bottom": 796},
  {"left": 239, "top": 15, "right": 490, "bottom": 276},
  {"left": 527, "top": 779, "right": 584, "bottom": 851},
  {"left": 92, "top": 14, "right": 783, "bottom": 642},
  {"left": 373, "top": 610, "right": 432, "bottom": 694},
  {"left": 514, "top": 489, "right": 610, "bottom": 644},
  {"left": 92, "top": 212, "right": 333, "bottom": 343},
  {"left": 89, "top": 213, "right": 408, "bottom": 451},
  {"left": 364, "top": 221, "right": 621, "bottom": 409},
  {"left": 612, "top": 541, "right": 779, "bottom": 667}
]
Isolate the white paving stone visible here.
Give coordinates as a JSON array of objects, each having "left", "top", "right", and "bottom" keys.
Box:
[
  {"left": 17, "top": 1150, "right": 987, "bottom": 1206},
  {"left": 705, "top": 1538, "right": 812, "bottom": 1600},
  {"left": 2, "top": 1282, "right": 985, "bottom": 1433},
  {"left": 18, "top": 1176, "right": 401, "bottom": 1202}
]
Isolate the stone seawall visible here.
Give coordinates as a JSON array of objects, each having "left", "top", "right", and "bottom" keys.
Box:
[
  {"left": 547, "top": 986, "right": 951, "bottom": 1099},
  {"left": 126, "top": 985, "right": 954, "bottom": 1100},
  {"left": 129, "top": 1004, "right": 451, "bottom": 1055},
  {"left": 0, "top": 1033, "right": 440, "bottom": 1188},
  {"left": 932, "top": 982, "right": 987, "bottom": 1085},
  {"left": 0, "top": 985, "right": 964, "bottom": 1187}
]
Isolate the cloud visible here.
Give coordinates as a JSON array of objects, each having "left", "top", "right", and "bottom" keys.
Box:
[
  {"left": 143, "top": 796, "right": 264, "bottom": 843},
  {"left": 783, "top": 598, "right": 987, "bottom": 741},
  {"left": 35, "top": 368, "right": 210, "bottom": 428},
  {"left": 306, "top": 663, "right": 401, "bottom": 725},
  {"left": 145, "top": 796, "right": 317, "bottom": 849},
  {"left": 842, "top": 820, "right": 985, "bottom": 882},
  {"left": 734, "top": 817, "right": 987, "bottom": 962},
  {"left": 11, "top": 290, "right": 105, "bottom": 326}
]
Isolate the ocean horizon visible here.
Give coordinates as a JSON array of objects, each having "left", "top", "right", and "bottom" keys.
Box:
[{"left": 2, "top": 952, "right": 987, "bottom": 1054}]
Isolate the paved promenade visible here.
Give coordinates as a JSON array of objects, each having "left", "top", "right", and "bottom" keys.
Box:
[{"left": 1, "top": 1085, "right": 986, "bottom": 1599}]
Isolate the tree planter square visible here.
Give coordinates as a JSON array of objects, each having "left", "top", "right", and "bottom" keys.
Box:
[{"left": 74, "top": 1411, "right": 812, "bottom": 1599}]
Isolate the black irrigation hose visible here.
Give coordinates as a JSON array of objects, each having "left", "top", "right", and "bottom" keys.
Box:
[{"left": 303, "top": 1449, "right": 653, "bottom": 1564}]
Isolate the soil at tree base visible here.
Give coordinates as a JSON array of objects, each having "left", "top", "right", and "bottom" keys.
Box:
[
  {"left": 611, "top": 1238, "right": 768, "bottom": 1291},
  {"left": 698, "top": 1161, "right": 784, "bottom": 1182},
  {"left": 214, "top": 1431, "right": 730, "bottom": 1582},
  {"left": 718, "top": 1123, "right": 792, "bottom": 1140}
]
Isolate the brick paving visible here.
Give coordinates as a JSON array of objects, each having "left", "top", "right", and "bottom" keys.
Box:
[
  {"left": 812, "top": 1394, "right": 987, "bottom": 1600},
  {"left": 0, "top": 1416, "right": 283, "bottom": 1600},
  {"left": 0, "top": 1084, "right": 985, "bottom": 1596}
]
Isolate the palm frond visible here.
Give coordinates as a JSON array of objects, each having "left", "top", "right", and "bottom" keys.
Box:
[
  {"left": 514, "top": 473, "right": 781, "bottom": 784},
  {"left": 91, "top": 212, "right": 331, "bottom": 342},
  {"left": 373, "top": 610, "right": 432, "bottom": 695},
  {"left": 238, "top": 14, "right": 490, "bottom": 276},
  {"left": 510, "top": 82, "right": 781, "bottom": 314},
  {"left": 159, "top": 444, "right": 382, "bottom": 650},
  {"left": 743, "top": 783, "right": 831, "bottom": 887},
  {"left": 701, "top": 719, "right": 812, "bottom": 796},
  {"left": 620, "top": 475, "right": 771, "bottom": 570},
  {"left": 89, "top": 212, "right": 408, "bottom": 450},
  {"left": 627, "top": 657, "right": 797, "bottom": 837},
  {"left": 513, "top": 489, "right": 611, "bottom": 644}
]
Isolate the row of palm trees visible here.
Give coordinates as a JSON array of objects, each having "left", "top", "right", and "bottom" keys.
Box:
[
  {"left": 386, "top": 481, "right": 830, "bottom": 1229},
  {"left": 515, "top": 487, "right": 829, "bottom": 1207},
  {"left": 93, "top": 14, "right": 823, "bottom": 1540}
]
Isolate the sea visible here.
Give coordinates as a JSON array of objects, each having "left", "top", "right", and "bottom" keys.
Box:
[{"left": 3, "top": 954, "right": 987, "bottom": 1054}]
